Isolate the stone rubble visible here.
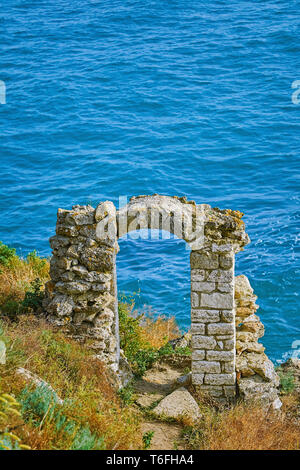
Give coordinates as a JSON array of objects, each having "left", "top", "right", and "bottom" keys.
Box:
[
  {"left": 152, "top": 387, "right": 201, "bottom": 422},
  {"left": 235, "top": 275, "right": 281, "bottom": 409}
]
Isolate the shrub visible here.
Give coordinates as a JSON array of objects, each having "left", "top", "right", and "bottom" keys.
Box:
[
  {"left": 26, "top": 251, "right": 48, "bottom": 278},
  {"left": 1, "top": 300, "right": 21, "bottom": 319},
  {"left": 118, "top": 383, "right": 134, "bottom": 406},
  {"left": 0, "top": 241, "right": 16, "bottom": 268},
  {"left": 19, "top": 385, "right": 106, "bottom": 450},
  {"left": 0, "top": 247, "right": 49, "bottom": 318},
  {"left": 19, "top": 385, "right": 58, "bottom": 425},
  {"left": 278, "top": 370, "right": 295, "bottom": 395},
  {"left": 118, "top": 301, "right": 157, "bottom": 376},
  {"left": 119, "top": 299, "right": 187, "bottom": 376},
  {"left": 142, "top": 430, "right": 154, "bottom": 449},
  {"left": 22, "top": 278, "right": 44, "bottom": 313}
]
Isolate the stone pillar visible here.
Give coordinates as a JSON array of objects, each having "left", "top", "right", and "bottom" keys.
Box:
[
  {"left": 44, "top": 203, "right": 119, "bottom": 372},
  {"left": 190, "top": 246, "right": 236, "bottom": 401}
]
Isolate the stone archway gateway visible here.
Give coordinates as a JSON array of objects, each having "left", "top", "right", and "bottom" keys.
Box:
[{"left": 44, "top": 195, "right": 250, "bottom": 401}]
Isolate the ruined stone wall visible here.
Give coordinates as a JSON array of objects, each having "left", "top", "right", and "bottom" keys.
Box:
[
  {"left": 44, "top": 195, "right": 250, "bottom": 400},
  {"left": 44, "top": 204, "right": 119, "bottom": 372},
  {"left": 235, "top": 275, "right": 280, "bottom": 408}
]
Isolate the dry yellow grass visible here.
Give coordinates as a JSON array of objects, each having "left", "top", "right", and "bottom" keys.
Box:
[
  {"left": 0, "top": 253, "right": 49, "bottom": 308},
  {"left": 1, "top": 316, "right": 142, "bottom": 450},
  {"left": 140, "top": 312, "right": 180, "bottom": 349},
  {"left": 182, "top": 398, "right": 300, "bottom": 450}
]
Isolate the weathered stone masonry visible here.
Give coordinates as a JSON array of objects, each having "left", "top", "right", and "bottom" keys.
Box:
[{"left": 44, "top": 195, "right": 268, "bottom": 401}]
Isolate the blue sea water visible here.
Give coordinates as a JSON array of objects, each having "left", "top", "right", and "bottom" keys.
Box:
[{"left": 0, "top": 0, "right": 299, "bottom": 362}]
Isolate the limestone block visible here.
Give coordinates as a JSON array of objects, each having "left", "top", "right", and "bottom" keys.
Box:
[
  {"left": 193, "top": 361, "right": 221, "bottom": 373},
  {"left": 236, "top": 340, "right": 265, "bottom": 354},
  {"left": 215, "top": 335, "right": 233, "bottom": 340},
  {"left": 206, "top": 270, "right": 233, "bottom": 282},
  {"left": 191, "top": 373, "right": 204, "bottom": 385},
  {"left": 190, "top": 252, "right": 219, "bottom": 269},
  {"left": 192, "top": 350, "right": 205, "bottom": 361},
  {"left": 191, "top": 323, "right": 205, "bottom": 335},
  {"left": 221, "top": 310, "right": 234, "bottom": 322},
  {"left": 236, "top": 326, "right": 259, "bottom": 341},
  {"left": 219, "top": 254, "right": 233, "bottom": 269},
  {"left": 192, "top": 282, "right": 215, "bottom": 293},
  {"left": 206, "top": 350, "right": 235, "bottom": 362},
  {"left": 191, "top": 309, "right": 220, "bottom": 323},
  {"left": 49, "top": 235, "right": 70, "bottom": 249},
  {"left": 223, "top": 361, "right": 235, "bottom": 373},
  {"left": 153, "top": 387, "right": 201, "bottom": 422},
  {"left": 236, "top": 354, "right": 255, "bottom": 377},
  {"left": 60, "top": 272, "right": 76, "bottom": 281},
  {"left": 71, "top": 265, "right": 112, "bottom": 283},
  {"left": 234, "top": 274, "right": 253, "bottom": 299},
  {"left": 223, "top": 339, "right": 235, "bottom": 351},
  {"left": 201, "top": 292, "right": 234, "bottom": 309},
  {"left": 191, "top": 270, "right": 206, "bottom": 281},
  {"left": 246, "top": 353, "right": 279, "bottom": 385},
  {"left": 72, "top": 210, "right": 95, "bottom": 226},
  {"left": 199, "top": 385, "right": 224, "bottom": 397},
  {"left": 191, "top": 292, "right": 199, "bottom": 308},
  {"left": 78, "top": 225, "right": 98, "bottom": 240},
  {"left": 192, "top": 335, "right": 217, "bottom": 349},
  {"left": 56, "top": 224, "right": 79, "bottom": 237},
  {"left": 205, "top": 373, "right": 235, "bottom": 386},
  {"left": 212, "top": 243, "right": 232, "bottom": 253},
  {"left": 56, "top": 281, "right": 90, "bottom": 294},
  {"left": 47, "top": 294, "right": 74, "bottom": 317},
  {"left": 237, "top": 375, "right": 279, "bottom": 408},
  {"left": 240, "top": 314, "right": 264, "bottom": 337},
  {"left": 91, "top": 282, "right": 110, "bottom": 292},
  {"left": 79, "top": 246, "right": 115, "bottom": 271},
  {"left": 217, "top": 282, "right": 233, "bottom": 293},
  {"left": 207, "top": 323, "right": 235, "bottom": 335}
]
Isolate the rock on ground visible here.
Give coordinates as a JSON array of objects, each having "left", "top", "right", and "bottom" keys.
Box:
[
  {"left": 238, "top": 374, "right": 281, "bottom": 410},
  {"left": 16, "top": 367, "right": 63, "bottom": 405},
  {"left": 152, "top": 387, "right": 201, "bottom": 422}
]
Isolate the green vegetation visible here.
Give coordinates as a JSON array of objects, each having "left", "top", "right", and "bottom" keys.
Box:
[
  {"left": 0, "top": 242, "right": 16, "bottom": 269},
  {"left": 118, "top": 383, "right": 134, "bottom": 406},
  {"left": 118, "top": 300, "right": 180, "bottom": 376},
  {"left": 278, "top": 370, "right": 295, "bottom": 395},
  {"left": 142, "top": 430, "right": 154, "bottom": 449},
  {"left": 0, "top": 242, "right": 49, "bottom": 320},
  {"left": 19, "top": 385, "right": 105, "bottom": 450}
]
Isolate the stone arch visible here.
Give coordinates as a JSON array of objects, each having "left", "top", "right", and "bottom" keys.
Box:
[{"left": 44, "top": 195, "right": 249, "bottom": 400}]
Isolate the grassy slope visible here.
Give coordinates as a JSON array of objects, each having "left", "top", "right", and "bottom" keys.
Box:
[{"left": 0, "top": 243, "right": 299, "bottom": 450}]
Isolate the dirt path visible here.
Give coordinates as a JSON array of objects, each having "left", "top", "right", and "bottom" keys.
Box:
[{"left": 134, "top": 360, "right": 186, "bottom": 450}]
